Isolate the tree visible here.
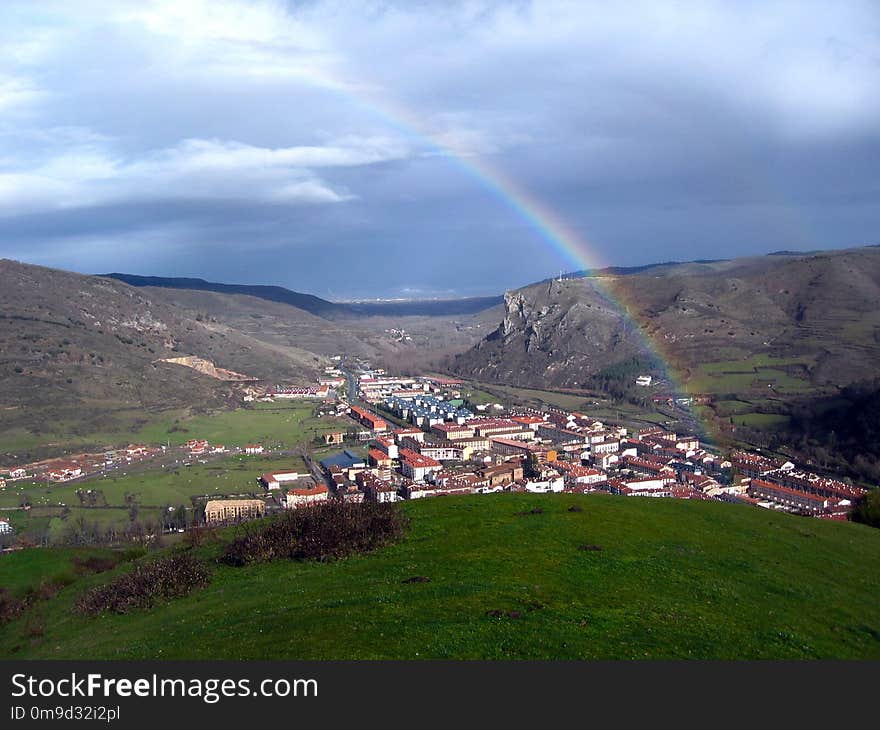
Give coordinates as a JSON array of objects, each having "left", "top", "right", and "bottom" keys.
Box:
[{"left": 850, "top": 490, "right": 880, "bottom": 529}]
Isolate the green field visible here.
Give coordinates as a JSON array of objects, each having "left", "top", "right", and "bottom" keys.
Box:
[
  {"left": 464, "top": 380, "right": 670, "bottom": 428},
  {"left": 1, "top": 402, "right": 350, "bottom": 462},
  {"left": 0, "top": 454, "right": 308, "bottom": 543},
  {"left": 689, "top": 355, "right": 815, "bottom": 396},
  {"left": 2, "top": 494, "right": 878, "bottom": 659},
  {"left": 733, "top": 413, "right": 791, "bottom": 429}
]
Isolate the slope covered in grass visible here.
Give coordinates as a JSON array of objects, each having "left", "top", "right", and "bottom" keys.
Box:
[{"left": 1, "top": 494, "right": 879, "bottom": 659}]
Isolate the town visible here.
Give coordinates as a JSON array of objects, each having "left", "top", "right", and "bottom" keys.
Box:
[
  {"left": 292, "top": 369, "right": 864, "bottom": 520},
  {"left": 0, "top": 362, "right": 868, "bottom": 545}
]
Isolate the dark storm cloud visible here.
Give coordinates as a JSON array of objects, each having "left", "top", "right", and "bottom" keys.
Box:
[{"left": 0, "top": 1, "right": 878, "bottom": 297}]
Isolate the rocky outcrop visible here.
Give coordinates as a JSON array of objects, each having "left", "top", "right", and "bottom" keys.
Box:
[{"left": 453, "top": 278, "right": 645, "bottom": 388}]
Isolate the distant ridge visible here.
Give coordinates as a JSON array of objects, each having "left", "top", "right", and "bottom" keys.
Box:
[
  {"left": 101, "top": 273, "right": 346, "bottom": 319},
  {"left": 102, "top": 273, "right": 503, "bottom": 319}
]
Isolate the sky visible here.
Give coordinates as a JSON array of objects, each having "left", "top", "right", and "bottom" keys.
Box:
[{"left": 0, "top": 1, "right": 878, "bottom": 299}]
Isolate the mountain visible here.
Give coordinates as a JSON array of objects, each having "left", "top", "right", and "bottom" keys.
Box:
[
  {"left": 0, "top": 259, "right": 324, "bottom": 457},
  {"left": 102, "top": 273, "right": 503, "bottom": 319},
  {"left": 451, "top": 246, "right": 880, "bottom": 391}
]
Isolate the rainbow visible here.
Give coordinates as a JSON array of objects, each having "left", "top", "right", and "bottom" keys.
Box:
[{"left": 316, "top": 79, "right": 714, "bottom": 442}]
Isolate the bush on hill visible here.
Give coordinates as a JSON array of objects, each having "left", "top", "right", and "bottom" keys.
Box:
[
  {"left": 75, "top": 553, "right": 210, "bottom": 616},
  {"left": 221, "top": 500, "right": 408, "bottom": 567}
]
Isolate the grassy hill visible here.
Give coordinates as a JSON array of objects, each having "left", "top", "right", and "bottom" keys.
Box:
[{"left": 2, "top": 493, "right": 879, "bottom": 659}]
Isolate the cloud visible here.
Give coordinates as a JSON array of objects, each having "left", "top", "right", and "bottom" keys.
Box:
[
  {"left": 0, "top": 0, "right": 878, "bottom": 295},
  {"left": 0, "top": 136, "right": 415, "bottom": 214}
]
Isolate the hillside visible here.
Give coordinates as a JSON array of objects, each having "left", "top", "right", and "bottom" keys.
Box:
[
  {"left": 0, "top": 260, "right": 324, "bottom": 462},
  {"left": 451, "top": 246, "right": 880, "bottom": 392},
  {"left": 0, "top": 260, "right": 503, "bottom": 463},
  {"left": 1, "top": 494, "right": 878, "bottom": 659},
  {"left": 129, "top": 284, "right": 502, "bottom": 373}
]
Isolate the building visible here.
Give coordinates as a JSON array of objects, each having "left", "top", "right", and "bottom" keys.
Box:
[
  {"left": 259, "top": 471, "right": 305, "bottom": 490},
  {"left": 635, "top": 375, "right": 653, "bottom": 386},
  {"left": 477, "top": 460, "right": 524, "bottom": 487},
  {"left": 399, "top": 448, "right": 442, "bottom": 481},
  {"left": 324, "top": 432, "right": 345, "bottom": 446},
  {"left": 204, "top": 499, "right": 265, "bottom": 524},
  {"left": 46, "top": 462, "right": 83, "bottom": 482},
  {"left": 369, "top": 448, "right": 394, "bottom": 470},
  {"left": 349, "top": 406, "right": 388, "bottom": 432},
  {"left": 285, "top": 484, "right": 330, "bottom": 509},
  {"left": 608, "top": 477, "right": 673, "bottom": 497},
  {"left": 320, "top": 450, "right": 367, "bottom": 472},
  {"left": 402, "top": 483, "right": 441, "bottom": 499},
  {"left": 357, "top": 471, "right": 399, "bottom": 503},
  {"left": 489, "top": 437, "right": 549, "bottom": 459},
  {"left": 0, "top": 518, "right": 13, "bottom": 535},
  {"left": 470, "top": 419, "right": 534, "bottom": 440},
  {"left": 432, "top": 422, "right": 475, "bottom": 441},
  {"left": 268, "top": 385, "right": 329, "bottom": 399},
  {"left": 394, "top": 427, "right": 425, "bottom": 443},
  {"left": 244, "top": 444, "right": 265, "bottom": 455},
  {"left": 510, "top": 415, "right": 546, "bottom": 431},
  {"left": 747, "top": 479, "right": 843, "bottom": 515},
  {"left": 555, "top": 462, "right": 606, "bottom": 486},
  {"left": 373, "top": 436, "right": 399, "bottom": 459},
  {"left": 536, "top": 424, "right": 588, "bottom": 444}
]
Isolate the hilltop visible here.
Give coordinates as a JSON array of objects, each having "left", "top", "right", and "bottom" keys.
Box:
[{"left": 1, "top": 494, "right": 878, "bottom": 659}]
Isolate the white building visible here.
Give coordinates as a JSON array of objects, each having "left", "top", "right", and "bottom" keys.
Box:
[
  {"left": 524, "top": 476, "right": 565, "bottom": 493},
  {"left": 285, "top": 484, "right": 330, "bottom": 509}
]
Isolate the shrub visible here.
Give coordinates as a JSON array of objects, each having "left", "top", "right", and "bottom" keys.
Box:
[
  {"left": 0, "top": 588, "right": 28, "bottom": 624},
  {"left": 75, "top": 553, "right": 211, "bottom": 616},
  {"left": 221, "top": 500, "right": 408, "bottom": 567},
  {"left": 72, "top": 554, "right": 121, "bottom": 575}
]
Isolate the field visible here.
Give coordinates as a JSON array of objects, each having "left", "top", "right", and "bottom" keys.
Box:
[
  {"left": 688, "top": 355, "right": 816, "bottom": 396},
  {"left": 0, "top": 454, "right": 309, "bottom": 543},
  {"left": 463, "top": 380, "right": 671, "bottom": 428},
  {"left": 685, "top": 356, "right": 826, "bottom": 438},
  {"left": 2, "top": 493, "right": 878, "bottom": 659},
  {"left": 1, "top": 402, "right": 351, "bottom": 464}
]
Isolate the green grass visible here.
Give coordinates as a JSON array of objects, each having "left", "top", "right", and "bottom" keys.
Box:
[
  {"left": 689, "top": 355, "right": 815, "bottom": 396},
  {"left": 144, "top": 403, "right": 350, "bottom": 449},
  {"left": 2, "top": 494, "right": 879, "bottom": 659},
  {"left": 1, "top": 403, "right": 350, "bottom": 460},
  {"left": 0, "top": 455, "right": 306, "bottom": 541},
  {"left": 733, "top": 413, "right": 791, "bottom": 429}
]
